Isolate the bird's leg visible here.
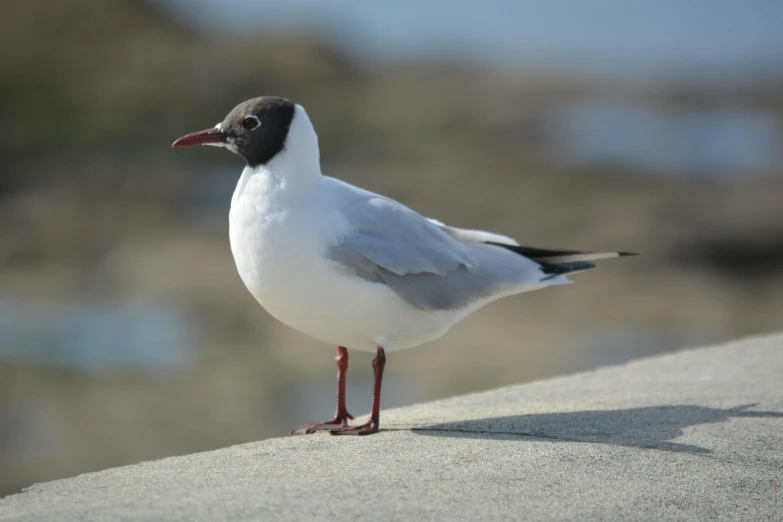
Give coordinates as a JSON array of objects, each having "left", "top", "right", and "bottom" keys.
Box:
[
  {"left": 290, "top": 346, "right": 354, "bottom": 435},
  {"left": 331, "top": 346, "right": 385, "bottom": 436}
]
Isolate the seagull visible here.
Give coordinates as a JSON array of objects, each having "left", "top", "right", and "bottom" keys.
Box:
[{"left": 172, "top": 96, "right": 636, "bottom": 436}]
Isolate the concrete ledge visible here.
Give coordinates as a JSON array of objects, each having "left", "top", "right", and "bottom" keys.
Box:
[{"left": 2, "top": 335, "right": 782, "bottom": 521}]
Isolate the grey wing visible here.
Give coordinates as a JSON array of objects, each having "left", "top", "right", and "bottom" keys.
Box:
[
  {"left": 329, "top": 197, "right": 547, "bottom": 311},
  {"left": 337, "top": 197, "right": 476, "bottom": 275}
]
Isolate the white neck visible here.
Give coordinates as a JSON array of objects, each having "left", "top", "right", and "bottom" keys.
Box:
[{"left": 256, "top": 104, "right": 321, "bottom": 186}]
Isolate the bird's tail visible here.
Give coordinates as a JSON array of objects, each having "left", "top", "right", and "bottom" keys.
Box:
[{"left": 486, "top": 242, "right": 638, "bottom": 280}]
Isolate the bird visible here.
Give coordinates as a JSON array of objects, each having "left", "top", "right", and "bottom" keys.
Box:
[{"left": 172, "top": 96, "right": 636, "bottom": 436}]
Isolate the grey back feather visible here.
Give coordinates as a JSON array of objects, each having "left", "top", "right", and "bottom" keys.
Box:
[
  {"left": 339, "top": 197, "right": 475, "bottom": 275},
  {"left": 328, "top": 197, "right": 546, "bottom": 311}
]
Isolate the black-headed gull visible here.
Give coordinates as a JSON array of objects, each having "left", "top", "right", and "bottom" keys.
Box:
[{"left": 172, "top": 96, "right": 636, "bottom": 436}]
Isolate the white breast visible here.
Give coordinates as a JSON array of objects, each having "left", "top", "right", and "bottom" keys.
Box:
[{"left": 228, "top": 166, "right": 327, "bottom": 319}]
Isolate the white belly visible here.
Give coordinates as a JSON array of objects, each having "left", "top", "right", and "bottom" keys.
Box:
[{"left": 228, "top": 174, "right": 461, "bottom": 352}]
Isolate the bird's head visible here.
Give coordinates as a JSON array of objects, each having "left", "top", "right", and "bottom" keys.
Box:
[{"left": 173, "top": 96, "right": 316, "bottom": 170}]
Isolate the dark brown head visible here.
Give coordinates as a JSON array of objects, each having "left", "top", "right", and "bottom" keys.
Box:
[{"left": 172, "top": 96, "right": 296, "bottom": 168}]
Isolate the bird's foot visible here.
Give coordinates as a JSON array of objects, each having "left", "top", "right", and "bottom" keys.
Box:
[
  {"left": 290, "top": 413, "right": 354, "bottom": 435},
  {"left": 330, "top": 420, "right": 379, "bottom": 436}
]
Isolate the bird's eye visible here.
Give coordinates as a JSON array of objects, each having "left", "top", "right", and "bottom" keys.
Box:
[{"left": 242, "top": 116, "right": 260, "bottom": 130}]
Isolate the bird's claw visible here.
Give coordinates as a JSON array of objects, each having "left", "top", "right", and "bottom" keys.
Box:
[
  {"left": 329, "top": 420, "right": 379, "bottom": 436},
  {"left": 290, "top": 414, "right": 353, "bottom": 435}
]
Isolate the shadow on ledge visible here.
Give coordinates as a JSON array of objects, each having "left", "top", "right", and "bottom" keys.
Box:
[{"left": 411, "top": 404, "right": 783, "bottom": 454}]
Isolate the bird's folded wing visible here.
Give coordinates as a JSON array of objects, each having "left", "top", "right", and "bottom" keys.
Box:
[
  {"left": 335, "top": 197, "right": 476, "bottom": 276},
  {"left": 328, "top": 197, "right": 539, "bottom": 311}
]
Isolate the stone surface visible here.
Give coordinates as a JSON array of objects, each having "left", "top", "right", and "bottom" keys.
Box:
[{"left": 2, "top": 335, "right": 782, "bottom": 521}]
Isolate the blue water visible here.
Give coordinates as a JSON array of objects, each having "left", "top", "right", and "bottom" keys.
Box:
[
  {"left": 550, "top": 103, "right": 782, "bottom": 176},
  {"left": 155, "top": 0, "right": 783, "bottom": 83},
  {"left": 0, "top": 300, "right": 190, "bottom": 374}
]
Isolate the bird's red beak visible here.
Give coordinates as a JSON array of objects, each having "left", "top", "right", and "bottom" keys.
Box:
[{"left": 171, "top": 128, "right": 226, "bottom": 148}]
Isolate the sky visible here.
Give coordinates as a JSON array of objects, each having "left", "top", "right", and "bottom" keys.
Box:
[{"left": 155, "top": 0, "right": 783, "bottom": 83}]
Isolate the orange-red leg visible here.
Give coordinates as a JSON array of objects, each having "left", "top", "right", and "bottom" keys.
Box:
[
  {"left": 330, "top": 346, "right": 385, "bottom": 436},
  {"left": 290, "top": 346, "right": 354, "bottom": 435}
]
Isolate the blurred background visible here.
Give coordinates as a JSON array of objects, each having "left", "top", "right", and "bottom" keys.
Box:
[{"left": 2, "top": 0, "right": 782, "bottom": 496}]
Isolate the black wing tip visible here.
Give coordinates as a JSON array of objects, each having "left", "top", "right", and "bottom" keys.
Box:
[
  {"left": 486, "top": 242, "right": 639, "bottom": 259},
  {"left": 539, "top": 260, "right": 596, "bottom": 278},
  {"left": 484, "top": 242, "right": 581, "bottom": 258}
]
